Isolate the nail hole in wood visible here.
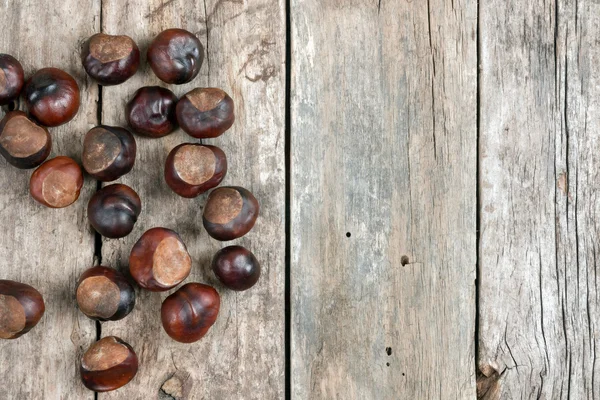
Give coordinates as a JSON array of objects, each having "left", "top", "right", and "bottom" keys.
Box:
[
  {"left": 400, "top": 256, "right": 409, "bottom": 266},
  {"left": 385, "top": 347, "right": 392, "bottom": 356},
  {"left": 386, "top": 362, "right": 390, "bottom": 367},
  {"left": 402, "top": 373, "right": 405, "bottom": 376},
  {"left": 346, "top": 232, "right": 351, "bottom": 238}
]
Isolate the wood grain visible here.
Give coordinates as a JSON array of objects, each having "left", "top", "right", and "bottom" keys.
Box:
[
  {"left": 99, "top": 0, "right": 285, "bottom": 398},
  {"left": 479, "top": 1, "right": 600, "bottom": 398},
  {"left": 290, "top": 0, "right": 477, "bottom": 398},
  {"left": 0, "top": 0, "right": 99, "bottom": 398}
]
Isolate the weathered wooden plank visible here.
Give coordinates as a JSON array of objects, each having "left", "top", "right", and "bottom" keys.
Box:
[
  {"left": 479, "top": 1, "right": 600, "bottom": 398},
  {"left": 0, "top": 0, "right": 99, "bottom": 398},
  {"left": 291, "top": 0, "right": 477, "bottom": 398},
  {"left": 99, "top": 0, "right": 285, "bottom": 398}
]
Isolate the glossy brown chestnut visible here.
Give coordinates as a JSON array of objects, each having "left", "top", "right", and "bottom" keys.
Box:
[
  {"left": 80, "top": 336, "right": 138, "bottom": 392},
  {"left": 125, "top": 86, "right": 177, "bottom": 137},
  {"left": 24, "top": 68, "right": 80, "bottom": 127},
  {"left": 0, "top": 111, "right": 51, "bottom": 169},
  {"left": 76, "top": 266, "right": 135, "bottom": 321},
  {"left": 82, "top": 125, "right": 136, "bottom": 181},
  {"left": 161, "top": 283, "right": 220, "bottom": 343},
  {"left": 203, "top": 187, "right": 259, "bottom": 241},
  {"left": 211, "top": 246, "right": 261, "bottom": 291},
  {"left": 176, "top": 88, "right": 234, "bottom": 139},
  {"left": 129, "top": 227, "right": 191, "bottom": 292},
  {"left": 0, "top": 280, "right": 45, "bottom": 339},
  {"left": 165, "top": 143, "right": 227, "bottom": 198},
  {"left": 147, "top": 29, "right": 203, "bottom": 84},
  {"left": 81, "top": 33, "right": 140, "bottom": 86},
  {"left": 30, "top": 156, "right": 83, "bottom": 208},
  {"left": 0, "top": 54, "right": 24, "bottom": 106},
  {"left": 88, "top": 184, "right": 141, "bottom": 238}
]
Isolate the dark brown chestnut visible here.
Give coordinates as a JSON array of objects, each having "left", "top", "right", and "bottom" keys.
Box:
[
  {"left": 0, "top": 54, "right": 24, "bottom": 106},
  {"left": 0, "top": 280, "right": 45, "bottom": 339},
  {"left": 147, "top": 29, "right": 203, "bottom": 84},
  {"left": 129, "top": 227, "right": 191, "bottom": 292},
  {"left": 88, "top": 184, "right": 141, "bottom": 238},
  {"left": 125, "top": 86, "right": 178, "bottom": 138},
  {"left": 76, "top": 266, "right": 135, "bottom": 321},
  {"left": 161, "top": 283, "right": 220, "bottom": 343},
  {"left": 30, "top": 156, "right": 83, "bottom": 208},
  {"left": 203, "top": 187, "right": 259, "bottom": 241},
  {"left": 24, "top": 68, "right": 80, "bottom": 127},
  {"left": 176, "top": 88, "right": 234, "bottom": 139},
  {"left": 165, "top": 143, "right": 227, "bottom": 198},
  {"left": 0, "top": 111, "right": 51, "bottom": 169},
  {"left": 81, "top": 33, "right": 140, "bottom": 86},
  {"left": 211, "top": 246, "right": 261, "bottom": 291},
  {"left": 80, "top": 336, "right": 138, "bottom": 392},
  {"left": 82, "top": 125, "right": 136, "bottom": 181}
]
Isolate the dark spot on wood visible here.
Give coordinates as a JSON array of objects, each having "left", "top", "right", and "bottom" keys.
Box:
[
  {"left": 346, "top": 232, "right": 351, "bottom": 238},
  {"left": 385, "top": 347, "right": 392, "bottom": 356},
  {"left": 400, "top": 256, "right": 409, "bottom": 266},
  {"left": 386, "top": 362, "right": 390, "bottom": 367}
]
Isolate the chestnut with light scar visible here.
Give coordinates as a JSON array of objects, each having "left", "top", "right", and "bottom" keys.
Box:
[
  {"left": 203, "top": 186, "right": 259, "bottom": 241},
  {"left": 0, "top": 280, "right": 45, "bottom": 339},
  {"left": 0, "top": 111, "right": 51, "bottom": 169},
  {"left": 82, "top": 125, "right": 136, "bottom": 182},
  {"left": 81, "top": 33, "right": 140, "bottom": 86},
  {"left": 80, "top": 336, "right": 138, "bottom": 392},
  {"left": 30, "top": 156, "right": 83, "bottom": 208}
]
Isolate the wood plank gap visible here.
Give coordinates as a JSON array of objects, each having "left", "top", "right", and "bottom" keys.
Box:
[
  {"left": 475, "top": 0, "right": 482, "bottom": 394},
  {"left": 284, "top": 0, "right": 292, "bottom": 397}
]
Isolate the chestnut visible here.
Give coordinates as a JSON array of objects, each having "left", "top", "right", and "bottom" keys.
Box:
[
  {"left": 80, "top": 336, "right": 138, "bottom": 392},
  {"left": 0, "top": 111, "right": 51, "bottom": 169},
  {"left": 82, "top": 125, "right": 136, "bottom": 181},
  {"left": 125, "top": 86, "right": 177, "bottom": 138},
  {"left": 203, "top": 187, "right": 259, "bottom": 241},
  {"left": 24, "top": 68, "right": 80, "bottom": 127},
  {"left": 81, "top": 33, "right": 140, "bottom": 86},
  {"left": 76, "top": 266, "right": 135, "bottom": 321},
  {"left": 30, "top": 156, "right": 83, "bottom": 208},
  {"left": 161, "top": 283, "right": 220, "bottom": 343},
  {"left": 211, "top": 246, "right": 261, "bottom": 291},
  {"left": 147, "top": 29, "right": 203, "bottom": 84},
  {"left": 88, "top": 183, "right": 141, "bottom": 238},
  {"left": 129, "top": 227, "right": 191, "bottom": 292},
  {"left": 0, "top": 54, "right": 24, "bottom": 106},
  {"left": 176, "top": 88, "right": 234, "bottom": 139},
  {"left": 0, "top": 280, "right": 45, "bottom": 339},
  {"left": 165, "top": 143, "right": 227, "bottom": 198}
]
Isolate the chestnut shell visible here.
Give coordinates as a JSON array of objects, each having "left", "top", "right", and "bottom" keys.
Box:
[
  {"left": 0, "top": 280, "right": 45, "bottom": 339},
  {"left": 30, "top": 156, "right": 84, "bottom": 208},
  {"left": 161, "top": 283, "right": 220, "bottom": 343},
  {"left": 211, "top": 246, "right": 261, "bottom": 291},
  {"left": 0, "top": 111, "right": 51, "bottom": 169},
  {"left": 125, "top": 86, "right": 178, "bottom": 138},
  {"left": 81, "top": 33, "right": 140, "bottom": 86},
  {"left": 76, "top": 266, "right": 136, "bottom": 321},
  {"left": 24, "top": 68, "right": 80, "bottom": 127},
  {"left": 176, "top": 88, "right": 234, "bottom": 139},
  {"left": 0, "top": 54, "right": 24, "bottom": 106},
  {"left": 147, "top": 29, "right": 204, "bottom": 84},
  {"left": 202, "top": 186, "right": 259, "bottom": 241},
  {"left": 88, "top": 184, "right": 141, "bottom": 238},
  {"left": 82, "top": 125, "right": 137, "bottom": 181},
  {"left": 164, "top": 143, "right": 227, "bottom": 198},
  {"left": 80, "top": 336, "right": 138, "bottom": 392}
]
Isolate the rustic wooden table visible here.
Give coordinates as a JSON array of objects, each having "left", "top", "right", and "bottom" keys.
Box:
[{"left": 0, "top": 0, "right": 595, "bottom": 399}]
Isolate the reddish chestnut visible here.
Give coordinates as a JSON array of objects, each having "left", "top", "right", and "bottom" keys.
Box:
[
  {"left": 88, "top": 184, "right": 141, "bottom": 238},
  {"left": 125, "top": 86, "right": 178, "bottom": 138},
  {"left": 82, "top": 125, "right": 136, "bottom": 181},
  {"left": 80, "top": 336, "right": 138, "bottom": 392},
  {"left": 212, "top": 246, "right": 261, "bottom": 291},
  {"left": 0, "top": 280, "right": 45, "bottom": 339},
  {"left": 165, "top": 143, "right": 227, "bottom": 198},
  {"left": 176, "top": 88, "right": 234, "bottom": 139},
  {"left": 147, "top": 29, "right": 203, "bottom": 84},
  {"left": 76, "top": 266, "right": 135, "bottom": 321},
  {"left": 0, "top": 111, "right": 51, "bottom": 169},
  {"left": 0, "top": 54, "right": 24, "bottom": 105},
  {"left": 81, "top": 33, "right": 140, "bottom": 86},
  {"left": 24, "top": 68, "right": 80, "bottom": 127},
  {"left": 161, "top": 283, "right": 220, "bottom": 343},
  {"left": 203, "top": 187, "right": 259, "bottom": 241},
  {"left": 129, "top": 227, "right": 192, "bottom": 292},
  {"left": 30, "top": 156, "right": 83, "bottom": 208}
]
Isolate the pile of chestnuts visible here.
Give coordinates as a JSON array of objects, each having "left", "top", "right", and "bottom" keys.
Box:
[{"left": 0, "top": 28, "right": 263, "bottom": 393}]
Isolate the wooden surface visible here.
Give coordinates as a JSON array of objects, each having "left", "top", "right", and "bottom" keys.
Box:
[
  {"left": 2, "top": 0, "right": 600, "bottom": 398},
  {"left": 0, "top": 1, "right": 99, "bottom": 399}
]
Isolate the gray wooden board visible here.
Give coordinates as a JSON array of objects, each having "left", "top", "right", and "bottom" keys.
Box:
[
  {"left": 0, "top": 0, "right": 99, "bottom": 398},
  {"left": 99, "top": 0, "right": 286, "bottom": 398},
  {"left": 290, "top": 0, "right": 477, "bottom": 398},
  {"left": 479, "top": 1, "right": 600, "bottom": 398}
]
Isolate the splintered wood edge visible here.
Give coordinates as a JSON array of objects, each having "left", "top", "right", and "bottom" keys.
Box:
[
  {"left": 41, "top": 169, "right": 79, "bottom": 208},
  {"left": 0, "top": 294, "right": 26, "bottom": 339},
  {"left": 82, "top": 337, "right": 130, "bottom": 371},
  {"left": 152, "top": 236, "right": 192, "bottom": 286},
  {"left": 0, "top": 115, "right": 47, "bottom": 158},
  {"left": 76, "top": 276, "right": 121, "bottom": 319},
  {"left": 83, "top": 127, "right": 122, "bottom": 174},
  {"left": 90, "top": 33, "right": 134, "bottom": 63},
  {"left": 186, "top": 88, "right": 226, "bottom": 112},
  {"left": 203, "top": 188, "right": 243, "bottom": 225},
  {"left": 173, "top": 145, "right": 216, "bottom": 185}
]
